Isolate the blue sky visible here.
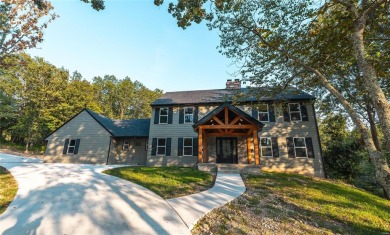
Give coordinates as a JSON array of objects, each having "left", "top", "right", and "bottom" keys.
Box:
[{"left": 28, "top": 0, "right": 237, "bottom": 92}]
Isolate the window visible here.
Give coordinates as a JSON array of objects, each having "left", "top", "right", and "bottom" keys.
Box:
[
  {"left": 294, "top": 137, "right": 307, "bottom": 158},
  {"left": 258, "top": 104, "right": 269, "bottom": 122},
  {"left": 289, "top": 103, "right": 302, "bottom": 121},
  {"left": 260, "top": 137, "right": 273, "bottom": 157},
  {"left": 157, "top": 138, "right": 166, "bottom": 155},
  {"left": 184, "top": 107, "right": 194, "bottom": 123},
  {"left": 67, "top": 139, "right": 76, "bottom": 154},
  {"left": 183, "top": 138, "right": 193, "bottom": 156},
  {"left": 159, "top": 108, "right": 168, "bottom": 124},
  {"left": 134, "top": 141, "right": 141, "bottom": 147},
  {"left": 145, "top": 140, "right": 149, "bottom": 151},
  {"left": 123, "top": 140, "right": 130, "bottom": 150}
]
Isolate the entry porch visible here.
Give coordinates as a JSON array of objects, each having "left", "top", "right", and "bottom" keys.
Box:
[{"left": 193, "top": 103, "right": 264, "bottom": 165}]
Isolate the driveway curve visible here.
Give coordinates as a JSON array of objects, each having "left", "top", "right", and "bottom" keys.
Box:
[{"left": 0, "top": 153, "right": 189, "bottom": 235}]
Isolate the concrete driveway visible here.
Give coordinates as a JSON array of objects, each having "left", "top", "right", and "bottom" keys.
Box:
[{"left": 0, "top": 153, "right": 189, "bottom": 235}]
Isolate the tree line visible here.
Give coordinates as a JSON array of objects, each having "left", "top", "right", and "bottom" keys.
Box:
[
  {"left": 1, "top": 0, "right": 389, "bottom": 198},
  {"left": 0, "top": 54, "right": 162, "bottom": 150}
]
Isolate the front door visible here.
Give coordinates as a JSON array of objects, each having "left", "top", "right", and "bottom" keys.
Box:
[{"left": 216, "top": 137, "right": 238, "bottom": 164}]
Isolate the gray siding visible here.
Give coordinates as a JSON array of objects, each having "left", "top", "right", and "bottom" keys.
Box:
[
  {"left": 108, "top": 138, "right": 148, "bottom": 165},
  {"left": 147, "top": 107, "right": 198, "bottom": 166},
  {"left": 148, "top": 102, "right": 324, "bottom": 177},
  {"left": 45, "top": 110, "right": 111, "bottom": 164},
  {"left": 253, "top": 103, "right": 324, "bottom": 177}
]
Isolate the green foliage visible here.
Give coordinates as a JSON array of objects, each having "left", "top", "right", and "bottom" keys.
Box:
[
  {"left": 0, "top": 53, "right": 162, "bottom": 150},
  {"left": 319, "top": 114, "right": 348, "bottom": 150},
  {"left": 324, "top": 138, "right": 366, "bottom": 181},
  {"left": 0, "top": 166, "right": 18, "bottom": 214},
  {"left": 103, "top": 167, "right": 214, "bottom": 199}
]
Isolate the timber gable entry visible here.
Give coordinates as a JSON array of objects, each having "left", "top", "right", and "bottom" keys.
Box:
[{"left": 193, "top": 102, "right": 264, "bottom": 165}]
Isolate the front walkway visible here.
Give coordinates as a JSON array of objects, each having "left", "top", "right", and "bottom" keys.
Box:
[
  {"left": 0, "top": 153, "right": 246, "bottom": 234},
  {"left": 167, "top": 173, "right": 246, "bottom": 230}
]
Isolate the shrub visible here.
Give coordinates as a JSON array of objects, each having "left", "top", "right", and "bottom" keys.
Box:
[{"left": 324, "top": 138, "right": 365, "bottom": 181}]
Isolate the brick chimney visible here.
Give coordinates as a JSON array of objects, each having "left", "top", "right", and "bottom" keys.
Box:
[{"left": 226, "top": 79, "right": 241, "bottom": 89}]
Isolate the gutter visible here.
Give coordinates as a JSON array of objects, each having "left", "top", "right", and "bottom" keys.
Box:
[
  {"left": 312, "top": 103, "right": 327, "bottom": 178},
  {"left": 106, "top": 137, "right": 112, "bottom": 165}
]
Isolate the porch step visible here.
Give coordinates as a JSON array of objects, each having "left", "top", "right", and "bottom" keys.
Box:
[
  {"left": 218, "top": 169, "right": 240, "bottom": 174},
  {"left": 198, "top": 163, "right": 261, "bottom": 174}
]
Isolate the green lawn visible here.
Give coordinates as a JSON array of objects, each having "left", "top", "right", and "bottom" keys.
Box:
[
  {"left": 193, "top": 172, "right": 390, "bottom": 235},
  {"left": 103, "top": 166, "right": 215, "bottom": 199},
  {"left": 0, "top": 166, "right": 18, "bottom": 214}
]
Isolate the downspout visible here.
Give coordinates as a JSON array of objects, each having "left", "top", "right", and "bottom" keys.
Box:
[
  {"left": 106, "top": 137, "right": 112, "bottom": 165},
  {"left": 312, "top": 103, "right": 327, "bottom": 178}
]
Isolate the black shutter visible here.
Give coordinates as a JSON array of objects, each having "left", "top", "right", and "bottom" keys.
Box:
[
  {"left": 286, "top": 137, "right": 295, "bottom": 158},
  {"left": 271, "top": 137, "right": 279, "bottom": 158},
  {"left": 179, "top": 108, "right": 184, "bottom": 124},
  {"left": 269, "top": 104, "right": 276, "bottom": 122},
  {"left": 154, "top": 108, "right": 160, "bottom": 124},
  {"left": 194, "top": 107, "right": 199, "bottom": 123},
  {"left": 193, "top": 137, "right": 198, "bottom": 156},
  {"left": 74, "top": 139, "right": 81, "bottom": 154},
  {"left": 166, "top": 138, "right": 171, "bottom": 156},
  {"left": 178, "top": 138, "right": 183, "bottom": 156},
  {"left": 305, "top": 137, "right": 315, "bottom": 158},
  {"left": 168, "top": 107, "right": 173, "bottom": 124},
  {"left": 283, "top": 103, "right": 290, "bottom": 122},
  {"left": 252, "top": 108, "right": 259, "bottom": 120},
  {"left": 63, "top": 139, "right": 69, "bottom": 154},
  {"left": 151, "top": 138, "right": 157, "bottom": 156},
  {"left": 300, "top": 103, "right": 309, "bottom": 121}
]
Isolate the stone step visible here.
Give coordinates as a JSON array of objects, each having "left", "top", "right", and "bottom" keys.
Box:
[{"left": 218, "top": 169, "right": 240, "bottom": 174}]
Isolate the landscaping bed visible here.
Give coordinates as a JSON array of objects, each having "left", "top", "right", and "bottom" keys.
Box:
[
  {"left": 0, "top": 166, "right": 18, "bottom": 214},
  {"left": 193, "top": 172, "right": 390, "bottom": 235},
  {"left": 103, "top": 166, "right": 215, "bottom": 199}
]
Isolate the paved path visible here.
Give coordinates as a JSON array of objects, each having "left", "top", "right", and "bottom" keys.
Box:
[
  {"left": 167, "top": 173, "right": 246, "bottom": 230},
  {"left": 0, "top": 153, "right": 189, "bottom": 235},
  {"left": 0, "top": 153, "right": 246, "bottom": 234}
]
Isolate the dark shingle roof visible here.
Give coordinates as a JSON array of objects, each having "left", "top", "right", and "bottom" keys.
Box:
[
  {"left": 86, "top": 109, "right": 150, "bottom": 137},
  {"left": 151, "top": 87, "right": 315, "bottom": 106}
]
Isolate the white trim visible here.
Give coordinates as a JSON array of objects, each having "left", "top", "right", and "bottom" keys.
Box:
[
  {"left": 183, "top": 137, "right": 193, "bottom": 156},
  {"left": 67, "top": 139, "right": 76, "bottom": 154},
  {"left": 289, "top": 103, "right": 302, "bottom": 121},
  {"left": 184, "top": 107, "right": 194, "bottom": 123},
  {"left": 159, "top": 107, "right": 168, "bottom": 124},
  {"left": 293, "top": 137, "right": 307, "bottom": 158},
  {"left": 258, "top": 104, "right": 269, "bottom": 122},
  {"left": 156, "top": 138, "right": 166, "bottom": 156},
  {"left": 123, "top": 140, "right": 130, "bottom": 150},
  {"left": 260, "top": 137, "right": 273, "bottom": 157}
]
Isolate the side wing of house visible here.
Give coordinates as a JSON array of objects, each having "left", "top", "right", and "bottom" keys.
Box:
[
  {"left": 147, "top": 101, "right": 324, "bottom": 177},
  {"left": 45, "top": 110, "right": 112, "bottom": 164},
  {"left": 108, "top": 138, "right": 148, "bottom": 165}
]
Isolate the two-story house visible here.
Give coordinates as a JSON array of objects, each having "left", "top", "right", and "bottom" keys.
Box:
[{"left": 44, "top": 80, "right": 324, "bottom": 177}]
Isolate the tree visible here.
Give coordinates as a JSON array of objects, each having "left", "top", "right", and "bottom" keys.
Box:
[
  {"left": 0, "top": 0, "right": 57, "bottom": 63},
  {"left": 155, "top": 0, "right": 390, "bottom": 198}
]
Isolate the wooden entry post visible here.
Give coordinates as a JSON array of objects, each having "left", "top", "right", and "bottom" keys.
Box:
[
  {"left": 246, "top": 135, "right": 252, "bottom": 164},
  {"left": 253, "top": 129, "right": 260, "bottom": 165},
  {"left": 198, "top": 126, "right": 203, "bottom": 163}
]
